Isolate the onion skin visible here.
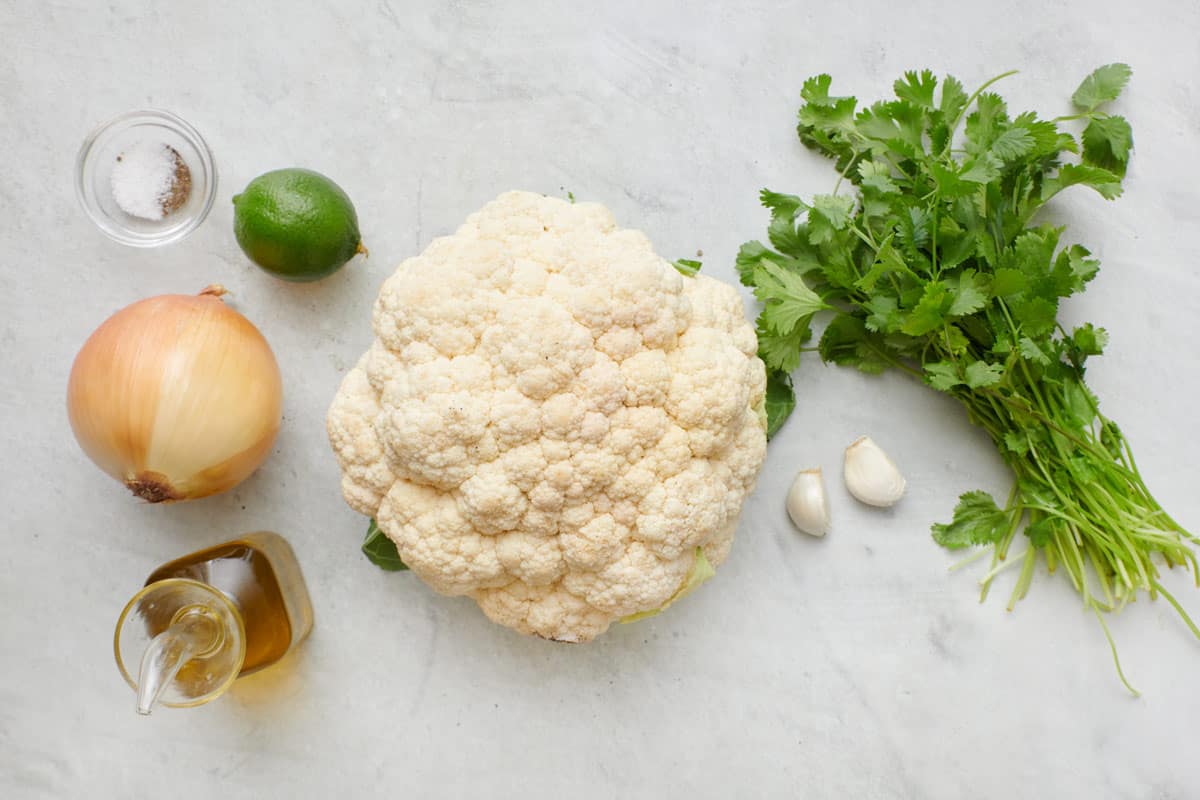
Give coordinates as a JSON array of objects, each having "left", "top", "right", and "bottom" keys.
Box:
[{"left": 67, "top": 286, "right": 282, "bottom": 502}]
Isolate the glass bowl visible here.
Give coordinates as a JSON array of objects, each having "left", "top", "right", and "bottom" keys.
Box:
[{"left": 76, "top": 109, "right": 217, "bottom": 247}]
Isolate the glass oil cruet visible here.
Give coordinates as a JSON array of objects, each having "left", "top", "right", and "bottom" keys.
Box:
[{"left": 114, "top": 531, "right": 313, "bottom": 715}]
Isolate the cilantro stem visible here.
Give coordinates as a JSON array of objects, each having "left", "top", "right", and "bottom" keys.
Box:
[
  {"left": 1151, "top": 581, "right": 1200, "bottom": 641},
  {"left": 1091, "top": 605, "right": 1140, "bottom": 697},
  {"left": 948, "top": 547, "right": 991, "bottom": 572}
]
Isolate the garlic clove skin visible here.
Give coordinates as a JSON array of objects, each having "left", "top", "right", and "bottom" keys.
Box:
[
  {"left": 786, "top": 467, "right": 830, "bottom": 537},
  {"left": 843, "top": 436, "right": 906, "bottom": 508}
]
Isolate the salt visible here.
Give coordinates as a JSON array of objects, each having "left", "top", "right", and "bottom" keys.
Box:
[{"left": 110, "top": 141, "right": 191, "bottom": 221}]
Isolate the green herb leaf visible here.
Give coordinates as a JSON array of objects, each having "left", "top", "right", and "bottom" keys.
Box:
[
  {"left": 757, "top": 317, "right": 810, "bottom": 374},
  {"left": 1003, "top": 430, "right": 1030, "bottom": 455},
  {"left": 948, "top": 269, "right": 988, "bottom": 317},
  {"left": 932, "top": 491, "right": 1010, "bottom": 549},
  {"left": 939, "top": 75, "right": 968, "bottom": 121},
  {"left": 991, "top": 267, "right": 1027, "bottom": 296},
  {"left": 1012, "top": 296, "right": 1059, "bottom": 338},
  {"left": 964, "top": 360, "right": 1005, "bottom": 388},
  {"left": 858, "top": 160, "right": 900, "bottom": 194},
  {"left": 924, "top": 361, "right": 961, "bottom": 392},
  {"left": 735, "top": 241, "right": 772, "bottom": 286},
  {"left": 761, "top": 189, "right": 808, "bottom": 218},
  {"left": 1018, "top": 336, "right": 1051, "bottom": 365},
  {"left": 1043, "top": 163, "right": 1123, "bottom": 201},
  {"left": 988, "top": 126, "right": 1035, "bottom": 161},
  {"left": 901, "top": 281, "right": 952, "bottom": 336},
  {"left": 1071, "top": 323, "right": 1108, "bottom": 356},
  {"left": 818, "top": 314, "right": 889, "bottom": 373},
  {"left": 753, "top": 261, "right": 829, "bottom": 333},
  {"left": 1071, "top": 63, "right": 1132, "bottom": 112},
  {"left": 864, "top": 295, "right": 903, "bottom": 334},
  {"left": 363, "top": 518, "right": 410, "bottom": 571},
  {"left": 672, "top": 258, "right": 702, "bottom": 277},
  {"left": 893, "top": 69, "right": 938, "bottom": 108},
  {"left": 808, "top": 194, "right": 856, "bottom": 244},
  {"left": 764, "top": 370, "right": 796, "bottom": 439},
  {"left": 1081, "top": 115, "right": 1133, "bottom": 178}
]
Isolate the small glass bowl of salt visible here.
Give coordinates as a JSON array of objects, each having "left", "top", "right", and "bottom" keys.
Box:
[{"left": 76, "top": 109, "right": 216, "bottom": 247}]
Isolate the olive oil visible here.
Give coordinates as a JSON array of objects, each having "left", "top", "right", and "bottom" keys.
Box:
[{"left": 115, "top": 531, "right": 313, "bottom": 714}]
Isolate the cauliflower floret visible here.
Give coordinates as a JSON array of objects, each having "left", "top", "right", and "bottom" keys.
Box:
[{"left": 328, "top": 191, "right": 767, "bottom": 642}]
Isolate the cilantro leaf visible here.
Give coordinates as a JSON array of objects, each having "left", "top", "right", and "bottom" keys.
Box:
[
  {"left": 964, "top": 360, "right": 1005, "bottom": 388},
  {"left": 988, "top": 126, "right": 1035, "bottom": 161},
  {"left": 901, "top": 281, "right": 952, "bottom": 336},
  {"left": 1043, "top": 163, "right": 1123, "bottom": 201},
  {"left": 1071, "top": 323, "right": 1108, "bottom": 356},
  {"left": 858, "top": 160, "right": 899, "bottom": 194},
  {"left": 1004, "top": 430, "right": 1030, "bottom": 455},
  {"left": 960, "top": 153, "right": 1003, "bottom": 185},
  {"left": 991, "top": 267, "right": 1027, "bottom": 296},
  {"left": 797, "top": 74, "right": 859, "bottom": 157},
  {"left": 764, "top": 370, "right": 796, "bottom": 439},
  {"left": 672, "top": 258, "right": 701, "bottom": 277},
  {"left": 948, "top": 269, "right": 988, "bottom": 317},
  {"left": 818, "top": 315, "right": 889, "bottom": 373},
  {"left": 939, "top": 75, "right": 968, "bottom": 122},
  {"left": 856, "top": 236, "right": 911, "bottom": 292},
  {"left": 1100, "top": 420, "right": 1124, "bottom": 460},
  {"left": 768, "top": 214, "right": 807, "bottom": 256},
  {"left": 864, "top": 295, "right": 903, "bottom": 333},
  {"left": 893, "top": 69, "right": 937, "bottom": 108},
  {"left": 761, "top": 189, "right": 808, "bottom": 218},
  {"left": 1066, "top": 244, "right": 1100, "bottom": 288},
  {"left": 924, "top": 361, "right": 961, "bottom": 392},
  {"left": 1071, "top": 63, "right": 1132, "bottom": 112},
  {"left": 1062, "top": 377, "right": 1098, "bottom": 430},
  {"left": 895, "top": 206, "right": 931, "bottom": 264},
  {"left": 753, "top": 261, "right": 829, "bottom": 333},
  {"left": 1012, "top": 111, "right": 1069, "bottom": 157},
  {"left": 964, "top": 92, "right": 1008, "bottom": 153},
  {"left": 363, "top": 518, "right": 410, "bottom": 571},
  {"left": 1018, "top": 336, "right": 1051, "bottom": 365},
  {"left": 1081, "top": 115, "right": 1133, "bottom": 178},
  {"left": 929, "top": 161, "right": 974, "bottom": 198},
  {"left": 757, "top": 316, "right": 810, "bottom": 374},
  {"left": 1012, "top": 296, "right": 1058, "bottom": 338},
  {"left": 735, "top": 241, "right": 773, "bottom": 286},
  {"left": 932, "top": 491, "right": 1010, "bottom": 549},
  {"left": 808, "top": 194, "right": 856, "bottom": 244}
]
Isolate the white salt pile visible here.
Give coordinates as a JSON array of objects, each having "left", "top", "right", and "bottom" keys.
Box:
[{"left": 110, "top": 141, "right": 190, "bottom": 221}]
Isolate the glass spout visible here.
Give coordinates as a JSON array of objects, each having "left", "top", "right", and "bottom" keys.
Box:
[
  {"left": 115, "top": 579, "right": 246, "bottom": 713},
  {"left": 135, "top": 606, "right": 222, "bottom": 715}
]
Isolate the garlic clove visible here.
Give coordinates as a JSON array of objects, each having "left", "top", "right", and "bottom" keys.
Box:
[
  {"left": 843, "top": 436, "right": 906, "bottom": 508},
  {"left": 786, "top": 467, "right": 830, "bottom": 537}
]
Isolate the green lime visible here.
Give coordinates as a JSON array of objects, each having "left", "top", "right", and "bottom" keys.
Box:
[{"left": 232, "top": 168, "right": 366, "bottom": 283}]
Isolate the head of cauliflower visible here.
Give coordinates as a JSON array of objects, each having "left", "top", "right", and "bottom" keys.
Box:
[{"left": 327, "top": 191, "right": 767, "bottom": 642}]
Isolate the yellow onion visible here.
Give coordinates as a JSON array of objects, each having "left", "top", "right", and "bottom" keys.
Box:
[{"left": 68, "top": 285, "right": 282, "bottom": 502}]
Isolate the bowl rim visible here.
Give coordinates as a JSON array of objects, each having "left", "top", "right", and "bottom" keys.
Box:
[{"left": 75, "top": 108, "right": 218, "bottom": 248}]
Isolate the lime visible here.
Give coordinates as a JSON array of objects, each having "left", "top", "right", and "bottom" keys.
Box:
[{"left": 232, "top": 168, "right": 366, "bottom": 283}]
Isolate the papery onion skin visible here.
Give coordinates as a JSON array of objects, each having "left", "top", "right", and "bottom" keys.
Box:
[{"left": 67, "top": 286, "right": 282, "bottom": 502}]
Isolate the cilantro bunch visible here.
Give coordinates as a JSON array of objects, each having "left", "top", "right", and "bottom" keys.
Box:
[{"left": 741, "top": 65, "right": 1197, "bottom": 691}]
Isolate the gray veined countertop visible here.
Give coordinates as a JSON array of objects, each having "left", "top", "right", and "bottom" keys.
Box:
[{"left": 3, "top": 1, "right": 1199, "bottom": 798}]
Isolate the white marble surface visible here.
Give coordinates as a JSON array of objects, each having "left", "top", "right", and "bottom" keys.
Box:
[{"left": 4, "top": 1, "right": 1200, "bottom": 797}]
